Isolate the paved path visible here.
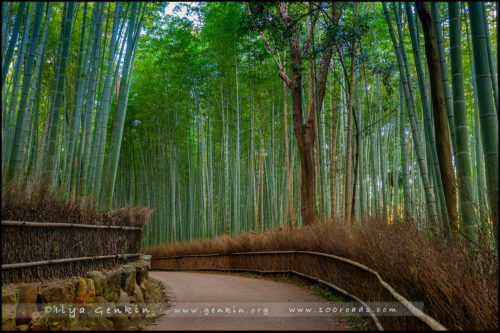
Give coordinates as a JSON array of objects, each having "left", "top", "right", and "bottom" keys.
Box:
[{"left": 145, "top": 271, "right": 350, "bottom": 331}]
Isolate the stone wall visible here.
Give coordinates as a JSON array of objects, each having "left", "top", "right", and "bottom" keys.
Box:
[{"left": 1, "top": 259, "right": 150, "bottom": 331}]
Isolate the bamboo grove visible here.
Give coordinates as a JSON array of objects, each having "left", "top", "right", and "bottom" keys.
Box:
[
  {"left": 2, "top": 2, "right": 148, "bottom": 207},
  {"left": 2, "top": 2, "right": 497, "bottom": 250}
]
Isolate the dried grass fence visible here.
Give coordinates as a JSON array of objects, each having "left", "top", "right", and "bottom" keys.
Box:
[
  {"left": 2, "top": 220, "right": 143, "bottom": 284},
  {"left": 2, "top": 181, "right": 152, "bottom": 284},
  {"left": 152, "top": 251, "right": 447, "bottom": 331},
  {"left": 145, "top": 218, "right": 498, "bottom": 330}
]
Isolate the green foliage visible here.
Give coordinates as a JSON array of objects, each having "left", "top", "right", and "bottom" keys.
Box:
[{"left": 1, "top": 1, "right": 497, "bottom": 249}]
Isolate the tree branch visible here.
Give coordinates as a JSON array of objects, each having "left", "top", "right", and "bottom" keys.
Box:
[
  {"left": 247, "top": 2, "right": 292, "bottom": 87},
  {"left": 277, "top": 2, "right": 290, "bottom": 25},
  {"left": 300, "top": 4, "right": 320, "bottom": 58},
  {"left": 335, "top": 43, "right": 350, "bottom": 94}
]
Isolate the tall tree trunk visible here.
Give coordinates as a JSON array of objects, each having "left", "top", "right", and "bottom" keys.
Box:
[
  {"left": 417, "top": 2, "right": 457, "bottom": 237},
  {"left": 431, "top": 3, "right": 457, "bottom": 159},
  {"left": 250, "top": 2, "right": 341, "bottom": 226},
  {"left": 207, "top": 100, "right": 214, "bottom": 237},
  {"left": 255, "top": 134, "right": 264, "bottom": 232},
  {"left": 468, "top": 2, "right": 499, "bottom": 247},
  {"left": 405, "top": 3, "right": 448, "bottom": 228},
  {"left": 342, "top": 78, "right": 351, "bottom": 219},
  {"left": 24, "top": 2, "right": 51, "bottom": 172},
  {"left": 331, "top": 61, "right": 337, "bottom": 221},
  {"left": 2, "top": 4, "right": 33, "bottom": 178},
  {"left": 383, "top": 3, "right": 439, "bottom": 230},
  {"left": 307, "top": 15, "right": 323, "bottom": 218},
  {"left": 464, "top": 2, "right": 487, "bottom": 229},
  {"left": 284, "top": 50, "right": 292, "bottom": 229},
  {"left": 290, "top": 38, "right": 320, "bottom": 225},
  {"left": 481, "top": 2, "right": 498, "bottom": 113},
  {"left": 312, "top": 65, "right": 323, "bottom": 217},
  {"left": 92, "top": 2, "right": 123, "bottom": 201},
  {"left": 6, "top": 2, "right": 44, "bottom": 181},
  {"left": 80, "top": 3, "right": 104, "bottom": 196},
  {"left": 104, "top": 2, "right": 141, "bottom": 207},
  {"left": 251, "top": 93, "right": 256, "bottom": 231},
  {"left": 26, "top": 59, "right": 43, "bottom": 177},
  {"left": 42, "top": 2, "right": 76, "bottom": 184},
  {"left": 348, "top": 4, "right": 358, "bottom": 222},
  {"left": 67, "top": 3, "right": 97, "bottom": 193},
  {"left": 1, "top": 2, "right": 13, "bottom": 62},
  {"left": 224, "top": 86, "right": 230, "bottom": 233},
  {"left": 448, "top": 2, "right": 476, "bottom": 242},
  {"left": 233, "top": 50, "right": 241, "bottom": 235},
  {"left": 1, "top": 2, "right": 26, "bottom": 91}
]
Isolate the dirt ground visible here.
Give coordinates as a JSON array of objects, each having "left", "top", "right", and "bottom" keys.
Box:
[{"left": 144, "top": 271, "right": 355, "bottom": 331}]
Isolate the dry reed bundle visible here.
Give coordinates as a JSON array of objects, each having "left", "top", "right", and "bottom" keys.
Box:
[
  {"left": 2, "top": 180, "right": 152, "bottom": 227},
  {"left": 1, "top": 180, "right": 152, "bottom": 284},
  {"left": 144, "top": 217, "right": 498, "bottom": 330}
]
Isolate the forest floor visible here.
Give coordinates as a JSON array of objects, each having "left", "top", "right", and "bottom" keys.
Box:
[{"left": 144, "top": 271, "right": 371, "bottom": 330}]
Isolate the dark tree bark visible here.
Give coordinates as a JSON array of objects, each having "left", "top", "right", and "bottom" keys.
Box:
[
  {"left": 247, "top": 2, "right": 343, "bottom": 226},
  {"left": 349, "top": 4, "right": 359, "bottom": 222},
  {"left": 285, "top": 3, "right": 342, "bottom": 226},
  {"left": 416, "top": 2, "right": 458, "bottom": 232}
]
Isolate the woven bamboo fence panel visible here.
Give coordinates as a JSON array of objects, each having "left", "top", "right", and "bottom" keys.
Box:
[
  {"left": 152, "top": 251, "right": 447, "bottom": 331},
  {"left": 2, "top": 220, "right": 143, "bottom": 284}
]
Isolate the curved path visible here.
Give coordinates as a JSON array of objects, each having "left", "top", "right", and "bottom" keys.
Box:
[{"left": 145, "top": 271, "right": 352, "bottom": 330}]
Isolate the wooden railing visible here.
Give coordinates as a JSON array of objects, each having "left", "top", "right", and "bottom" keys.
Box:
[
  {"left": 2, "top": 220, "right": 142, "bottom": 230},
  {"left": 2, "top": 253, "right": 141, "bottom": 269},
  {"left": 152, "top": 250, "right": 447, "bottom": 331}
]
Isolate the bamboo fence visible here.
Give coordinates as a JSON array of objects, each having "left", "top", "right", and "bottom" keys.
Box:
[{"left": 2, "top": 220, "right": 144, "bottom": 283}]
